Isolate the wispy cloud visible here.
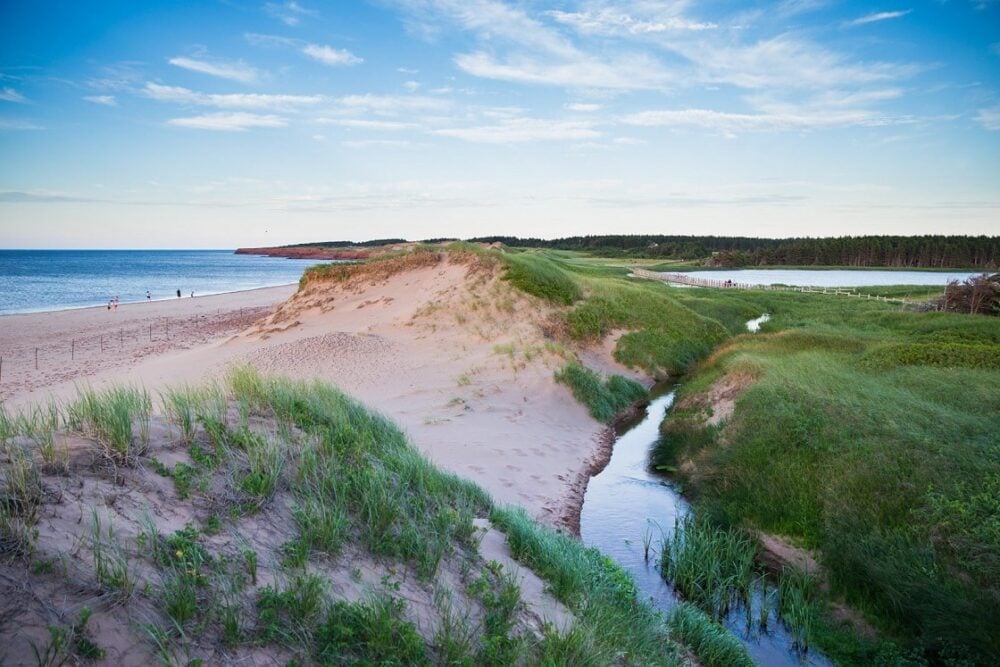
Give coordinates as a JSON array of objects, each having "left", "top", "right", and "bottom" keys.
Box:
[
  {"left": 336, "top": 94, "right": 452, "bottom": 114},
  {"left": 264, "top": 1, "right": 317, "bottom": 26},
  {"left": 167, "top": 112, "right": 287, "bottom": 131},
  {"left": 0, "top": 118, "right": 42, "bottom": 130},
  {"left": 566, "top": 103, "right": 602, "bottom": 112},
  {"left": 434, "top": 117, "right": 600, "bottom": 143},
  {"left": 144, "top": 82, "right": 322, "bottom": 111},
  {"left": 622, "top": 107, "right": 896, "bottom": 134},
  {"left": 168, "top": 56, "right": 259, "bottom": 83},
  {"left": 302, "top": 44, "right": 363, "bottom": 67},
  {"left": 83, "top": 95, "right": 118, "bottom": 106},
  {"left": 454, "top": 51, "right": 671, "bottom": 90},
  {"left": 547, "top": 7, "right": 717, "bottom": 35},
  {"left": 676, "top": 36, "right": 918, "bottom": 91},
  {"left": 0, "top": 87, "right": 27, "bottom": 103},
  {"left": 846, "top": 10, "right": 912, "bottom": 27},
  {"left": 318, "top": 118, "right": 416, "bottom": 131},
  {"left": 975, "top": 105, "right": 1000, "bottom": 130}
]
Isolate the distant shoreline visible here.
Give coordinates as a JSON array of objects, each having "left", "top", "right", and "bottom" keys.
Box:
[{"left": 0, "top": 281, "right": 300, "bottom": 318}]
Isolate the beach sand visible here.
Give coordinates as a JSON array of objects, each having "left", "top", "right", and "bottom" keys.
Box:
[{"left": 0, "top": 260, "right": 636, "bottom": 529}]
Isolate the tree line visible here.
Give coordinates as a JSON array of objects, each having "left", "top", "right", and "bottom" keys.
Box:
[{"left": 467, "top": 235, "right": 1000, "bottom": 269}]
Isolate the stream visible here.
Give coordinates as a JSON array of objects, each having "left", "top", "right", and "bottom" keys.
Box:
[{"left": 579, "top": 315, "right": 833, "bottom": 666}]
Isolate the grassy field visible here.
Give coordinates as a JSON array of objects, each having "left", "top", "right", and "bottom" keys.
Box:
[{"left": 652, "top": 287, "right": 1000, "bottom": 664}]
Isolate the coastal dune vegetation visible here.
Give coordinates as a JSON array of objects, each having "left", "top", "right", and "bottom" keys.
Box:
[
  {"left": 0, "top": 364, "right": 745, "bottom": 665},
  {"left": 6, "top": 241, "right": 996, "bottom": 665},
  {"left": 653, "top": 287, "right": 1000, "bottom": 664}
]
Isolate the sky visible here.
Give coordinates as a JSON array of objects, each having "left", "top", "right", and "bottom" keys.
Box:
[{"left": 1, "top": 0, "right": 999, "bottom": 249}]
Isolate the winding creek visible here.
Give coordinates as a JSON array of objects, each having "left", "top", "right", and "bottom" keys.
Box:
[{"left": 579, "top": 315, "right": 833, "bottom": 666}]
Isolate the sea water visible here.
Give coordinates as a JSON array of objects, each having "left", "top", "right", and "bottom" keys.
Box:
[{"left": 0, "top": 250, "right": 324, "bottom": 315}]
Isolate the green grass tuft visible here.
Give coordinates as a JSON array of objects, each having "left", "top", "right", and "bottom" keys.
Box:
[{"left": 554, "top": 362, "right": 648, "bottom": 423}]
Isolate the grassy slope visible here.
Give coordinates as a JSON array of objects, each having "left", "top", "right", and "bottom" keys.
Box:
[
  {"left": 655, "top": 288, "right": 1000, "bottom": 664},
  {"left": 2, "top": 367, "right": 715, "bottom": 665}
]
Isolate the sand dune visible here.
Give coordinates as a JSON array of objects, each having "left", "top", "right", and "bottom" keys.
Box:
[{"left": 1, "top": 255, "right": 632, "bottom": 529}]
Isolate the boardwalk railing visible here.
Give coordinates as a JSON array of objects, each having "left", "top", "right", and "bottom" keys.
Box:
[{"left": 630, "top": 268, "right": 914, "bottom": 305}]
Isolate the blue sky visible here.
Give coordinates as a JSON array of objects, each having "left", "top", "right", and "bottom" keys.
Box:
[{"left": 1, "top": 0, "right": 998, "bottom": 248}]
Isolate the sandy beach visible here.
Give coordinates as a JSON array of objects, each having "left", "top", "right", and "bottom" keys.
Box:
[{"left": 0, "top": 258, "right": 631, "bottom": 529}]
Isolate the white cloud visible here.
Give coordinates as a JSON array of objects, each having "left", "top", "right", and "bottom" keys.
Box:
[
  {"left": 388, "top": 0, "right": 577, "bottom": 58},
  {"left": 167, "top": 112, "right": 287, "bottom": 131},
  {"left": 846, "top": 10, "right": 912, "bottom": 26},
  {"left": 622, "top": 107, "right": 893, "bottom": 133},
  {"left": 302, "top": 44, "right": 363, "bottom": 67},
  {"left": 168, "top": 56, "right": 259, "bottom": 83},
  {"left": 397, "top": 67, "right": 419, "bottom": 74},
  {"left": 336, "top": 94, "right": 452, "bottom": 114},
  {"left": 144, "top": 82, "right": 322, "bottom": 111},
  {"left": 975, "top": 105, "right": 1000, "bottom": 131},
  {"left": 0, "top": 87, "right": 26, "bottom": 103},
  {"left": 677, "top": 36, "right": 918, "bottom": 91},
  {"left": 547, "top": 8, "right": 717, "bottom": 35},
  {"left": 455, "top": 51, "right": 671, "bottom": 90},
  {"left": 776, "top": 0, "right": 831, "bottom": 17},
  {"left": 265, "top": 1, "right": 317, "bottom": 26},
  {"left": 83, "top": 95, "right": 117, "bottom": 106},
  {"left": 433, "top": 117, "right": 600, "bottom": 143},
  {"left": 566, "top": 103, "right": 602, "bottom": 112},
  {"left": 403, "top": 80, "right": 421, "bottom": 91},
  {"left": 318, "top": 118, "right": 416, "bottom": 131}
]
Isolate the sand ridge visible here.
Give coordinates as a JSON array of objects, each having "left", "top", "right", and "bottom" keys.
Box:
[{"left": 1, "top": 254, "right": 635, "bottom": 530}]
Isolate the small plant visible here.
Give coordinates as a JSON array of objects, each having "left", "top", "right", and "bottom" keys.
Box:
[
  {"left": 660, "top": 516, "right": 757, "bottom": 621},
  {"left": 0, "top": 442, "right": 42, "bottom": 556},
  {"left": 69, "top": 385, "right": 151, "bottom": 465},
  {"left": 778, "top": 566, "right": 820, "bottom": 651},
  {"left": 242, "top": 548, "right": 258, "bottom": 585},
  {"left": 160, "top": 385, "right": 201, "bottom": 444},
  {"left": 90, "top": 511, "right": 135, "bottom": 597},
  {"left": 30, "top": 607, "right": 104, "bottom": 666}
]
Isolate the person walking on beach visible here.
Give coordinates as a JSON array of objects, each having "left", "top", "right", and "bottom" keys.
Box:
[
  {"left": 147, "top": 290, "right": 151, "bottom": 300},
  {"left": 177, "top": 289, "right": 181, "bottom": 298}
]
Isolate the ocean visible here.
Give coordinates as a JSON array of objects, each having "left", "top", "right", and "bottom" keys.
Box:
[{"left": 0, "top": 250, "right": 324, "bottom": 315}]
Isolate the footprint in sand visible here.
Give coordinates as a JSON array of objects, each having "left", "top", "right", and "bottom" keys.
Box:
[
  {"left": 469, "top": 465, "right": 485, "bottom": 474},
  {"left": 505, "top": 464, "right": 521, "bottom": 472},
  {"left": 501, "top": 479, "right": 514, "bottom": 488}
]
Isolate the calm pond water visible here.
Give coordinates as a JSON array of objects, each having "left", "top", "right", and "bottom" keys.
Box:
[
  {"left": 579, "top": 316, "right": 832, "bottom": 666},
  {"left": 680, "top": 268, "right": 976, "bottom": 287}
]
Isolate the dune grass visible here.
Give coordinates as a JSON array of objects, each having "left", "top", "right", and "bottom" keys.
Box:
[
  {"left": 653, "top": 288, "right": 1000, "bottom": 664},
  {"left": 67, "top": 385, "right": 152, "bottom": 464},
  {"left": 554, "top": 362, "right": 648, "bottom": 423},
  {"left": 502, "top": 252, "right": 582, "bottom": 305}
]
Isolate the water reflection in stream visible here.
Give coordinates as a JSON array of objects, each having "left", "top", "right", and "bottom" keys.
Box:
[{"left": 579, "top": 315, "right": 832, "bottom": 666}]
